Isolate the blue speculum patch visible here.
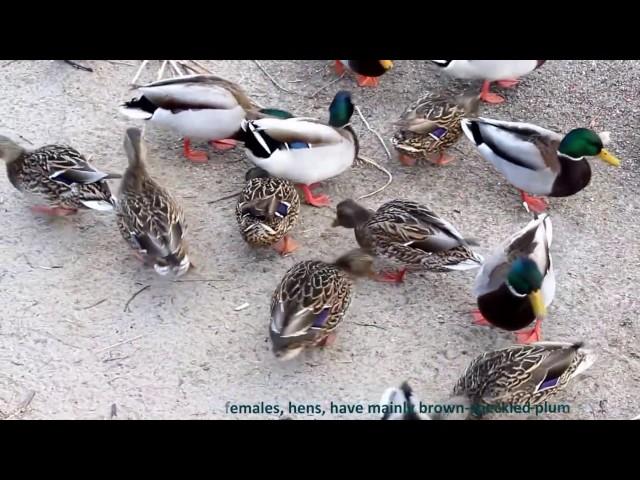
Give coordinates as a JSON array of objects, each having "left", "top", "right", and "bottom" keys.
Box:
[
  {"left": 276, "top": 203, "right": 289, "bottom": 217},
  {"left": 429, "top": 127, "right": 448, "bottom": 140},
  {"left": 312, "top": 308, "right": 330, "bottom": 328},
  {"left": 538, "top": 376, "right": 559, "bottom": 391},
  {"left": 288, "top": 141, "right": 310, "bottom": 150}
]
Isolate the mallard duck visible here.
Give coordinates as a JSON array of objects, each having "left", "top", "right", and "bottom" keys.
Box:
[
  {"left": 0, "top": 135, "right": 119, "bottom": 216},
  {"left": 120, "top": 74, "right": 258, "bottom": 163},
  {"left": 391, "top": 91, "right": 480, "bottom": 166},
  {"left": 116, "top": 128, "right": 191, "bottom": 277},
  {"left": 449, "top": 341, "right": 596, "bottom": 418},
  {"left": 383, "top": 342, "right": 595, "bottom": 420},
  {"left": 379, "top": 381, "right": 423, "bottom": 420},
  {"left": 269, "top": 248, "right": 374, "bottom": 360},
  {"left": 334, "top": 60, "right": 393, "bottom": 87},
  {"left": 461, "top": 118, "right": 621, "bottom": 213},
  {"left": 332, "top": 199, "right": 482, "bottom": 282},
  {"left": 473, "top": 214, "right": 553, "bottom": 343},
  {"left": 236, "top": 167, "right": 301, "bottom": 255},
  {"left": 429, "top": 60, "right": 545, "bottom": 104},
  {"left": 240, "top": 90, "right": 358, "bottom": 208}
]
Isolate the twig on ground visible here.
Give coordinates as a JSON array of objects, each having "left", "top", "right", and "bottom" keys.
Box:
[
  {"left": 63, "top": 60, "right": 93, "bottom": 72},
  {"left": 78, "top": 298, "right": 108, "bottom": 310},
  {"left": 353, "top": 322, "right": 388, "bottom": 330},
  {"left": 95, "top": 334, "right": 144, "bottom": 354},
  {"left": 105, "top": 60, "right": 135, "bottom": 67},
  {"left": 253, "top": 60, "right": 297, "bottom": 94},
  {"left": 207, "top": 191, "right": 241, "bottom": 204},
  {"left": 356, "top": 155, "right": 393, "bottom": 200},
  {"left": 123, "top": 285, "right": 150, "bottom": 313},
  {"left": 130, "top": 60, "right": 149, "bottom": 86},
  {"left": 174, "top": 278, "right": 227, "bottom": 283},
  {"left": 307, "top": 73, "right": 345, "bottom": 98},
  {"left": 354, "top": 105, "right": 392, "bottom": 161}
]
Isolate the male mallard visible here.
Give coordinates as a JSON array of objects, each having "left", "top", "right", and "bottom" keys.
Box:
[
  {"left": 473, "top": 214, "right": 553, "bottom": 343},
  {"left": 236, "top": 167, "right": 301, "bottom": 255},
  {"left": 240, "top": 90, "right": 358, "bottom": 208},
  {"left": 382, "top": 341, "right": 595, "bottom": 420},
  {"left": 120, "top": 74, "right": 259, "bottom": 163},
  {"left": 461, "top": 118, "right": 621, "bottom": 213},
  {"left": 116, "top": 128, "right": 191, "bottom": 277},
  {"left": 332, "top": 199, "right": 483, "bottom": 282},
  {"left": 391, "top": 91, "right": 480, "bottom": 166},
  {"left": 429, "top": 60, "right": 546, "bottom": 104},
  {"left": 334, "top": 60, "right": 393, "bottom": 87},
  {"left": 269, "top": 249, "right": 374, "bottom": 360},
  {"left": 0, "top": 135, "right": 119, "bottom": 216}
]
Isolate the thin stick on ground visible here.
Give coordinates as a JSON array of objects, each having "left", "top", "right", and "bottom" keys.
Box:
[
  {"left": 130, "top": 60, "right": 149, "bottom": 86},
  {"left": 354, "top": 105, "right": 392, "bottom": 161},
  {"left": 353, "top": 105, "right": 394, "bottom": 199},
  {"left": 157, "top": 60, "right": 168, "bottom": 81},
  {"left": 174, "top": 278, "right": 227, "bottom": 283},
  {"left": 105, "top": 60, "right": 135, "bottom": 67},
  {"left": 169, "top": 60, "right": 184, "bottom": 77},
  {"left": 95, "top": 334, "right": 145, "bottom": 354},
  {"left": 252, "top": 60, "right": 297, "bottom": 94},
  {"left": 356, "top": 154, "right": 393, "bottom": 200},
  {"left": 78, "top": 298, "right": 108, "bottom": 310},
  {"left": 353, "top": 322, "right": 388, "bottom": 330},
  {"left": 188, "top": 60, "right": 213, "bottom": 75},
  {"left": 123, "top": 285, "right": 150, "bottom": 313},
  {"left": 63, "top": 60, "right": 93, "bottom": 72},
  {"left": 207, "top": 191, "right": 241, "bottom": 204},
  {"left": 307, "top": 73, "right": 345, "bottom": 98}
]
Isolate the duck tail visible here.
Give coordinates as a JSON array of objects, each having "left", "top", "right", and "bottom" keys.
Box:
[{"left": 119, "top": 96, "right": 157, "bottom": 120}]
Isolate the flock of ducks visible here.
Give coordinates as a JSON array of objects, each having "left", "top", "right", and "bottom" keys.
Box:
[{"left": 1, "top": 60, "right": 620, "bottom": 419}]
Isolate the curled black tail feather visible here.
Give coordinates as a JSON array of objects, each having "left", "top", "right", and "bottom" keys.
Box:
[{"left": 123, "top": 95, "right": 158, "bottom": 115}]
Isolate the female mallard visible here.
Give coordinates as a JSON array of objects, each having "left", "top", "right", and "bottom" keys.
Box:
[
  {"left": 269, "top": 249, "right": 374, "bottom": 360},
  {"left": 461, "top": 118, "right": 621, "bottom": 213},
  {"left": 236, "top": 167, "right": 301, "bottom": 255},
  {"left": 116, "top": 128, "right": 191, "bottom": 277},
  {"left": 473, "top": 214, "right": 553, "bottom": 343},
  {"left": 391, "top": 91, "right": 480, "bottom": 166},
  {"left": 334, "top": 60, "right": 393, "bottom": 87},
  {"left": 382, "top": 342, "right": 595, "bottom": 420},
  {"left": 240, "top": 90, "right": 358, "bottom": 208},
  {"left": 429, "top": 60, "right": 546, "bottom": 104},
  {"left": 0, "top": 135, "right": 119, "bottom": 216},
  {"left": 332, "top": 199, "right": 483, "bottom": 282},
  {"left": 450, "top": 342, "right": 595, "bottom": 418},
  {"left": 120, "top": 74, "right": 258, "bottom": 163}
]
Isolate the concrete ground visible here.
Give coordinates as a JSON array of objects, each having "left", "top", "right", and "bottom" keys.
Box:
[{"left": 0, "top": 60, "right": 638, "bottom": 420}]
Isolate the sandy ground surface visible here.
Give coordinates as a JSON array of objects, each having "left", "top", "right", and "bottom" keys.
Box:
[{"left": 0, "top": 60, "right": 638, "bottom": 420}]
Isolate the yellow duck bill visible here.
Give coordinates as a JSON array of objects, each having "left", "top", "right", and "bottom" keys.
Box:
[
  {"left": 528, "top": 290, "right": 546, "bottom": 319},
  {"left": 598, "top": 149, "right": 621, "bottom": 166}
]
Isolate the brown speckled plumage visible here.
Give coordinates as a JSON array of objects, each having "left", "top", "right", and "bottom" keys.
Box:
[
  {"left": 391, "top": 91, "right": 480, "bottom": 163},
  {"left": 116, "top": 128, "right": 190, "bottom": 277},
  {"left": 1, "top": 137, "right": 118, "bottom": 211},
  {"left": 334, "top": 199, "right": 483, "bottom": 272},
  {"left": 236, "top": 168, "right": 300, "bottom": 247},
  {"left": 269, "top": 249, "right": 373, "bottom": 359},
  {"left": 453, "top": 342, "right": 595, "bottom": 409}
]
